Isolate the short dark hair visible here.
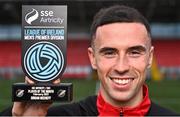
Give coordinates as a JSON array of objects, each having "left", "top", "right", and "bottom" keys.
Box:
[{"left": 90, "top": 5, "right": 150, "bottom": 47}]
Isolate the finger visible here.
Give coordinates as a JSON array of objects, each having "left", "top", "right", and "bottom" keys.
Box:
[
  {"left": 53, "top": 78, "right": 61, "bottom": 84},
  {"left": 25, "top": 76, "right": 35, "bottom": 84}
]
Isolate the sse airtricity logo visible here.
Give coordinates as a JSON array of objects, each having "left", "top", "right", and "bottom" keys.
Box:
[
  {"left": 24, "top": 42, "right": 64, "bottom": 82},
  {"left": 25, "top": 8, "right": 39, "bottom": 25}
]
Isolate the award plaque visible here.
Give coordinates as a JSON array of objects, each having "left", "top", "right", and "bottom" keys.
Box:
[{"left": 12, "top": 5, "right": 73, "bottom": 102}]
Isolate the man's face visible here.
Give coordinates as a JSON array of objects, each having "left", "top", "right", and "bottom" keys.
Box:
[{"left": 88, "top": 23, "right": 153, "bottom": 107}]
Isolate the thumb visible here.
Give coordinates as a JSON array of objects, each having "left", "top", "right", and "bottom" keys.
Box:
[{"left": 12, "top": 102, "right": 27, "bottom": 116}]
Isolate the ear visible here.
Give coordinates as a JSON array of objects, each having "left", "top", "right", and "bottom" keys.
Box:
[
  {"left": 88, "top": 47, "right": 97, "bottom": 69},
  {"left": 147, "top": 46, "right": 154, "bottom": 68}
]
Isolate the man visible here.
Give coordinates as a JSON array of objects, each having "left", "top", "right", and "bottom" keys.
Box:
[{"left": 0, "top": 5, "right": 177, "bottom": 116}]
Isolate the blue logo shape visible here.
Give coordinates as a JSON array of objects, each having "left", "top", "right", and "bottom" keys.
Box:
[{"left": 24, "top": 42, "right": 64, "bottom": 82}]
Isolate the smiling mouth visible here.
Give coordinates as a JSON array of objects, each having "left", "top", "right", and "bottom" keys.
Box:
[{"left": 110, "top": 77, "right": 134, "bottom": 85}]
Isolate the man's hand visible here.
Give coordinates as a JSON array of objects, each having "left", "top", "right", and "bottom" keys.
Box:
[{"left": 12, "top": 76, "right": 60, "bottom": 116}]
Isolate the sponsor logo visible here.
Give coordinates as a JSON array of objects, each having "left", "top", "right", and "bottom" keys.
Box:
[
  {"left": 16, "top": 89, "right": 24, "bottom": 97},
  {"left": 25, "top": 8, "right": 39, "bottom": 25}
]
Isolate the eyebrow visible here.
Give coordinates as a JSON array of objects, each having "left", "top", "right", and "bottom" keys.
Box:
[
  {"left": 127, "top": 45, "right": 147, "bottom": 52},
  {"left": 99, "top": 47, "right": 117, "bottom": 53},
  {"left": 98, "top": 45, "right": 146, "bottom": 53}
]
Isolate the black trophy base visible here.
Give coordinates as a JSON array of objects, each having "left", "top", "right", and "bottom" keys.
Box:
[{"left": 12, "top": 83, "right": 73, "bottom": 102}]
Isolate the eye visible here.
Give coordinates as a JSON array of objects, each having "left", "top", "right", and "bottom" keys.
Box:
[
  {"left": 99, "top": 47, "right": 118, "bottom": 58},
  {"left": 131, "top": 50, "right": 140, "bottom": 54},
  {"left": 129, "top": 50, "right": 141, "bottom": 57},
  {"left": 103, "top": 50, "right": 116, "bottom": 58},
  {"left": 104, "top": 50, "right": 114, "bottom": 55},
  {"left": 127, "top": 46, "right": 146, "bottom": 58}
]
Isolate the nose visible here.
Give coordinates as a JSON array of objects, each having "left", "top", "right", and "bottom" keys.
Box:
[{"left": 113, "top": 55, "right": 130, "bottom": 74}]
